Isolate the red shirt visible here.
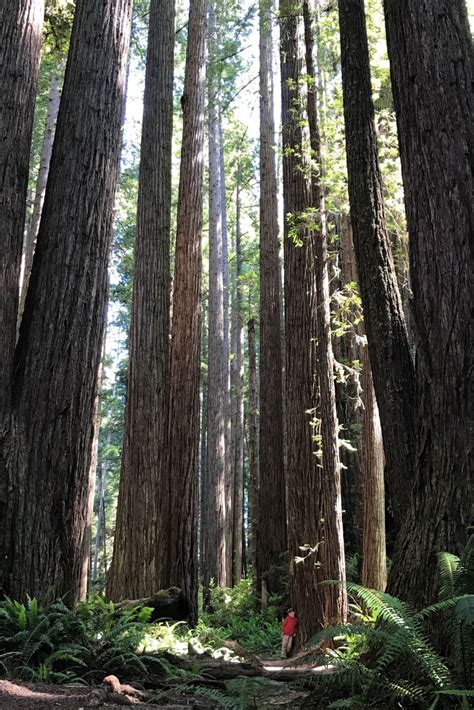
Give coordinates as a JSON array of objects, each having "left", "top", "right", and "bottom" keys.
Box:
[{"left": 282, "top": 615, "right": 297, "bottom": 636}]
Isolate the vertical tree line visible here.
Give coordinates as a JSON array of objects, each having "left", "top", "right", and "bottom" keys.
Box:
[
  {"left": 257, "top": 0, "right": 287, "bottom": 597},
  {"left": 0, "top": 0, "right": 470, "bottom": 634},
  {"left": 0, "top": 0, "right": 133, "bottom": 603},
  {"left": 108, "top": 0, "right": 175, "bottom": 601}
]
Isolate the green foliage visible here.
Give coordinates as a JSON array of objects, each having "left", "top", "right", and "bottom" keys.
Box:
[
  {"left": 345, "top": 554, "right": 360, "bottom": 583},
  {"left": 0, "top": 596, "right": 162, "bottom": 683},
  {"left": 196, "top": 677, "right": 278, "bottom": 709},
  {"left": 436, "top": 537, "right": 474, "bottom": 689},
  {"left": 199, "top": 579, "right": 282, "bottom": 656},
  {"left": 304, "top": 553, "right": 474, "bottom": 709}
]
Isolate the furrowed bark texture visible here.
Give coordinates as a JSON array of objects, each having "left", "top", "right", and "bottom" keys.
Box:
[
  {"left": 247, "top": 319, "right": 259, "bottom": 574},
  {"left": 108, "top": 0, "right": 175, "bottom": 601},
  {"left": 337, "top": 0, "right": 416, "bottom": 533},
  {"left": 337, "top": 214, "right": 364, "bottom": 557},
  {"left": 19, "top": 65, "right": 63, "bottom": 328},
  {"left": 231, "top": 178, "right": 244, "bottom": 584},
  {"left": 384, "top": 0, "right": 473, "bottom": 606},
  {"left": 361, "top": 345, "right": 386, "bottom": 591},
  {"left": 304, "top": 0, "right": 347, "bottom": 627},
  {"left": 280, "top": 0, "right": 323, "bottom": 641},
  {"left": 168, "top": 0, "right": 207, "bottom": 623},
  {"left": 205, "top": 0, "right": 229, "bottom": 592},
  {"left": 219, "top": 118, "right": 233, "bottom": 584},
  {"left": 1, "top": 0, "right": 132, "bottom": 603},
  {"left": 0, "top": 0, "right": 44, "bottom": 425},
  {"left": 92, "top": 436, "right": 109, "bottom": 583},
  {"left": 81, "top": 357, "right": 104, "bottom": 600},
  {"left": 257, "top": 0, "right": 287, "bottom": 593},
  {"left": 200, "top": 305, "right": 209, "bottom": 605}
]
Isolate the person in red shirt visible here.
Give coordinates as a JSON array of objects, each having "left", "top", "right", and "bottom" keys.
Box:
[{"left": 281, "top": 608, "right": 297, "bottom": 658}]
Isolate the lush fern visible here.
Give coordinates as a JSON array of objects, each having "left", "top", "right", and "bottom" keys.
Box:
[
  {"left": 0, "top": 595, "right": 165, "bottom": 683},
  {"left": 195, "top": 677, "right": 278, "bottom": 709},
  {"left": 304, "top": 549, "right": 474, "bottom": 709},
  {"left": 437, "top": 536, "right": 474, "bottom": 689}
]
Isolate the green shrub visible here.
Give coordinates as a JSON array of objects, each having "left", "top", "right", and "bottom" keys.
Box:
[
  {"left": 303, "top": 541, "right": 474, "bottom": 708},
  {"left": 0, "top": 595, "right": 161, "bottom": 683},
  {"left": 199, "top": 578, "right": 282, "bottom": 656}
]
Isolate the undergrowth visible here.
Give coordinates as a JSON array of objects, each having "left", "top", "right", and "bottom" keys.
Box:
[
  {"left": 0, "top": 543, "right": 471, "bottom": 708},
  {"left": 303, "top": 537, "right": 474, "bottom": 709},
  {"left": 0, "top": 576, "right": 281, "bottom": 686}
]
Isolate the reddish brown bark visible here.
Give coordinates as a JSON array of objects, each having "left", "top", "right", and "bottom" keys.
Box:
[
  {"left": 168, "top": 0, "right": 207, "bottom": 623},
  {"left": 280, "top": 0, "right": 323, "bottom": 642},
  {"left": 0, "top": 0, "right": 132, "bottom": 603},
  {"left": 231, "top": 175, "right": 244, "bottom": 585},
  {"left": 19, "top": 65, "right": 63, "bottom": 329},
  {"left": 204, "top": 0, "right": 229, "bottom": 593},
  {"left": 337, "top": 0, "right": 415, "bottom": 534},
  {"left": 257, "top": 0, "right": 287, "bottom": 594},
  {"left": 361, "top": 345, "right": 386, "bottom": 591},
  {"left": 0, "top": 0, "right": 44, "bottom": 424},
  {"left": 108, "top": 0, "right": 175, "bottom": 601},
  {"left": 304, "top": 0, "right": 347, "bottom": 628},
  {"left": 384, "top": 0, "right": 473, "bottom": 606},
  {"left": 247, "top": 318, "right": 259, "bottom": 577}
]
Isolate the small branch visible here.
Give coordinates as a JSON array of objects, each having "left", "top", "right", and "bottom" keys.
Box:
[
  {"left": 220, "top": 44, "right": 253, "bottom": 62},
  {"left": 220, "top": 75, "right": 258, "bottom": 114}
]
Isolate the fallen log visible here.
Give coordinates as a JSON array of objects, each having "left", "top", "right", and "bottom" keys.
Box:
[
  {"left": 115, "top": 587, "right": 191, "bottom": 622},
  {"left": 163, "top": 657, "right": 325, "bottom": 684}
]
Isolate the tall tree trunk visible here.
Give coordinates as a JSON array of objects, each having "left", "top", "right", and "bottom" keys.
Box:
[
  {"left": 19, "top": 65, "right": 63, "bottom": 328},
  {"left": 0, "top": 0, "right": 132, "bottom": 603},
  {"left": 337, "top": 214, "right": 364, "bottom": 558},
  {"left": 247, "top": 319, "right": 259, "bottom": 577},
  {"left": 304, "top": 0, "right": 347, "bottom": 627},
  {"left": 337, "top": 0, "right": 415, "bottom": 533},
  {"left": 80, "top": 356, "right": 104, "bottom": 600},
  {"left": 361, "top": 344, "right": 386, "bottom": 591},
  {"left": 231, "top": 174, "right": 244, "bottom": 585},
  {"left": 280, "top": 0, "right": 323, "bottom": 641},
  {"left": 219, "top": 116, "right": 233, "bottom": 585},
  {"left": 168, "top": 0, "right": 207, "bottom": 623},
  {"left": 0, "top": 0, "right": 44, "bottom": 433},
  {"left": 107, "top": 0, "right": 175, "bottom": 602},
  {"left": 205, "top": 0, "right": 229, "bottom": 593},
  {"left": 383, "top": 0, "right": 473, "bottom": 606},
  {"left": 92, "top": 428, "right": 110, "bottom": 584},
  {"left": 257, "top": 0, "right": 287, "bottom": 594},
  {"left": 200, "top": 306, "right": 209, "bottom": 605}
]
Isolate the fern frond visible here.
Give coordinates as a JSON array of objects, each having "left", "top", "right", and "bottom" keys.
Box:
[
  {"left": 195, "top": 686, "right": 235, "bottom": 708},
  {"left": 307, "top": 621, "right": 389, "bottom": 649},
  {"left": 437, "top": 552, "right": 459, "bottom": 600},
  {"left": 324, "top": 581, "right": 416, "bottom": 629}
]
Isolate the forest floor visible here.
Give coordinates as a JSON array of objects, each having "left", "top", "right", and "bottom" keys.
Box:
[{"left": 0, "top": 655, "right": 336, "bottom": 708}]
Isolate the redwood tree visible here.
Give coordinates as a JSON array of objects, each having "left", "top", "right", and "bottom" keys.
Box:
[
  {"left": 204, "top": 0, "right": 229, "bottom": 593},
  {"left": 247, "top": 318, "right": 259, "bottom": 575},
  {"left": 19, "top": 64, "right": 63, "bottom": 327},
  {"left": 280, "top": 0, "right": 323, "bottom": 641},
  {"left": 337, "top": 0, "right": 415, "bottom": 533},
  {"left": 0, "top": 0, "right": 132, "bottom": 603},
  {"left": 384, "top": 0, "right": 473, "bottom": 606},
  {"left": 108, "top": 0, "right": 175, "bottom": 601},
  {"left": 257, "top": 0, "right": 287, "bottom": 595},
  {"left": 231, "top": 172, "right": 244, "bottom": 584},
  {"left": 361, "top": 344, "right": 386, "bottom": 592},
  {"left": 303, "top": 0, "right": 347, "bottom": 626},
  {"left": 0, "top": 0, "right": 44, "bottom": 428},
  {"left": 168, "top": 0, "right": 207, "bottom": 622}
]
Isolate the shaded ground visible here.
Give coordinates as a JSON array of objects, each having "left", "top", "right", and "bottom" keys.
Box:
[
  {"left": 0, "top": 680, "right": 88, "bottom": 708},
  {"left": 0, "top": 654, "right": 336, "bottom": 708}
]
